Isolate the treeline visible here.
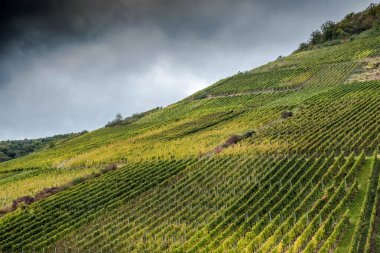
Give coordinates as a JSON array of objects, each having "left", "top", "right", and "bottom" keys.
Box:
[
  {"left": 105, "top": 107, "right": 162, "bottom": 127},
  {"left": 297, "top": 3, "right": 380, "bottom": 51},
  {"left": 0, "top": 132, "right": 87, "bottom": 162}
]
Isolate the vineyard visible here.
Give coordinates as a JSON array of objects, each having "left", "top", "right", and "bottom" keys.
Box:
[{"left": 1, "top": 7, "right": 380, "bottom": 253}]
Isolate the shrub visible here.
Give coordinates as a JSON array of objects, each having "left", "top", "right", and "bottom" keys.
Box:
[
  {"left": 101, "top": 164, "right": 118, "bottom": 174},
  {"left": 34, "top": 187, "right": 62, "bottom": 201},
  {"left": 12, "top": 196, "right": 34, "bottom": 209},
  {"left": 225, "top": 135, "right": 243, "bottom": 146},
  {"left": 243, "top": 130, "right": 255, "bottom": 138},
  {"left": 281, "top": 111, "right": 293, "bottom": 119}
]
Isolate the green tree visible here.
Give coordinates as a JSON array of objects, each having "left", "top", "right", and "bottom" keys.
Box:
[
  {"left": 321, "top": 21, "right": 336, "bottom": 41},
  {"left": 115, "top": 113, "right": 123, "bottom": 122},
  {"left": 309, "top": 30, "right": 323, "bottom": 45}
]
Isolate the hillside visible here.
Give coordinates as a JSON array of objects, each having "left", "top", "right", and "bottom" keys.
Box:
[
  {"left": 1, "top": 5, "right": 380, "bottom": 253},
  {"left": 0, "top": 132, "right": 87, "bottom": 162}
]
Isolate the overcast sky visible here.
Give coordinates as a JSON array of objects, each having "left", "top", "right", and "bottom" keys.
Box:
[{"left": 0, "top": 0, "right": 376, "bottom": 140}]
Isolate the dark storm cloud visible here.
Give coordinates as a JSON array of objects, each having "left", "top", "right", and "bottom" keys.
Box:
[{"left": 0, "top": 0, "right": 376, "bottom": 140}]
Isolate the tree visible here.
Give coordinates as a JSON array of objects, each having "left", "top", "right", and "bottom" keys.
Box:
[
  {"left": 366, "top": 3, "right": 377, "bottom": 12},
  {"left": 309, "top": 30, "right": 323, "bottom": 45},
  {"left": 105, "top": 113, "right": 124, "bottom": 127},
  {"left": 114, "top": 113, "right": 123, "bottom": 122},
  {"left": 321, "top": 21, "right": 336, "bottom": 41},
  {"left": 298, "top": 42, "right": 308, "bottom": 51}
]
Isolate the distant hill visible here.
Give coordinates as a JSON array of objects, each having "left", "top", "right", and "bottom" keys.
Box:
[
  {"left": 0, "top": 3, "right": 379, "bottom": 252},
  {"left": 0, "top": 132, "right": 87, "bottom": 162}
]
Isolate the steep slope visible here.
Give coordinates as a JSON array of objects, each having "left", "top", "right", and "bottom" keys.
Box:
[{"left": 1, "top": 7, "right": 380, "bottom": 253}]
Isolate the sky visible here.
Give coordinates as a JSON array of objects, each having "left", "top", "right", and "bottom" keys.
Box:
[{"left": 0, "top": 0, "right": 376, "bottom": 140}]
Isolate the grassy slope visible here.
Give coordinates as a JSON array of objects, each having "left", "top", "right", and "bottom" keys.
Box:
[{"left": 0, "top": 27, "right": 379, "bottom": 252}]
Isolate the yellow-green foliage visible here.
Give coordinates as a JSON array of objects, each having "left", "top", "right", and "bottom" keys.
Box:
[
  {"left": 0, "top": 28, "right": 379, "bottom": 253},
  {"left": 0, "top": 167, "right": 99, "bottom": 208}
]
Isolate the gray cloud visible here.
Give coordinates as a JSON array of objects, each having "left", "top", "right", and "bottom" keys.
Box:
[{"left": 0, "top": 0, "right": 376, "bottom": 140}]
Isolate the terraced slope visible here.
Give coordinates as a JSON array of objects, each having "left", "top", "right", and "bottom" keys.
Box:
[{"left": 0, "top": 15, "right": 380, "bottom": 253}]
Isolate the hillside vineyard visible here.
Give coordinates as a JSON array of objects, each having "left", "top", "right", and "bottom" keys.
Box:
[{"left": 1, "top": 12, "right": 380, "bottom": 253}]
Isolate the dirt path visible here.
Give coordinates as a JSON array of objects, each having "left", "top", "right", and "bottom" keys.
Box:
[{"left": 204, "top": 85, "right": 304, "bottom": 99}]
